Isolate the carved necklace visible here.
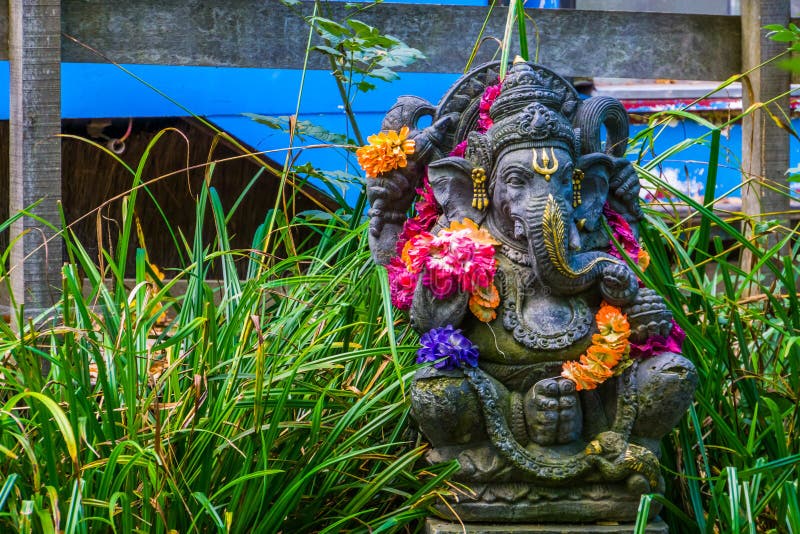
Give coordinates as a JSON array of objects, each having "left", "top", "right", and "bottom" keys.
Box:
[{"left": 495, "top": 252, "right": 593, "bottom": 351}]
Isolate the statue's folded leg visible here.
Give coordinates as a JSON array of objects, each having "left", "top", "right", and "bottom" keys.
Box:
[
  {"left": 631, "top": 352, "right": 698, "bottom": 452},
  {"left": 410, "top": 367, "right": 491, "bottom": 450}
]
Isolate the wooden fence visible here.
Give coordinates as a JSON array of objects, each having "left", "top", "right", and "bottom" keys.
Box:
[{"left": 1, "top": 0, "right": 793, "bottom": 312}]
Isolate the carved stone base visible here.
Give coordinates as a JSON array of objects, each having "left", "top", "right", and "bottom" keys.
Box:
[
  {"left": 432, "top": 482, "right": 661, "bottom": 523},
  {"left": 426, "top": 517, "right": 669, "bottom": 534}
]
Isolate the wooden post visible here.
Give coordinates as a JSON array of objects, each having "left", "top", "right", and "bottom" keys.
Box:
[
  {"left": 740, "top": 0, "right": 791, "bottom": 278},
  {"left": 8, "top": 0, "right": 62, "bottom": 317}
]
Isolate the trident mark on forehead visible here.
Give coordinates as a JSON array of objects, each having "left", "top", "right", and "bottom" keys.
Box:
[{"left": 531, "top": 147, "right": 559, "bottom": 181}]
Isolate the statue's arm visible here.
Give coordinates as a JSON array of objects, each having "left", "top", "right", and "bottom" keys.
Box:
[{"left": 608, "top": 158, "right": 643, "bottom": 229}]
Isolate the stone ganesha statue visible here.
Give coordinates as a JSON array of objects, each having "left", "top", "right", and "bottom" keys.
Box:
[{"left": 362, "top": 60, "right": 697, "bottom": 524}]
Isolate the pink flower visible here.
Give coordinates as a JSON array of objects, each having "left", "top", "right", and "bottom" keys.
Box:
[
  {"left": 402, "top": 232, "right": 434, "bottom": 273},
  {"left": 420, "top": 222, "right": 497, "bottom": 296},
  {"left": 604, "top": 204, "right": 639, "bottom": 261},
  {"left": 415, "top": 179, "right": 439, "bottom": 228},
  {"left": 629, "top": 320, "right": 686, "bottom": 358},
  {"left": 388, "top": 218, "right": 500, "bottom": 318},
  {"left": 478, "top": 82, "right": 501, "bottom": 132},
  {"left": 450, "top": 140, "right": 468, "bottom": 157},
  {"left": 397, "top": 217, "right": 426, "bottom": 255},
  {"left": 386, "top": 256, "right": 417, "bottom": 310},
  {"left": 395, "top": 178, "right": 440, "bottom": 256},
  {"left": 449, "top": 82, "right": 501, "bottom": 157},
  {"left": 423, "top": 268, "right": 458, "bottom": 299}
]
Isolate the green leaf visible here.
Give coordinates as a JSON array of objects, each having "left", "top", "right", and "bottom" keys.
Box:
[
  {"left": 313, "top": 17, "right": 350, "bottom": 39},
  {"left": 244, "top": 114, "right": 352, "bottom": 145},
  {"left": 357, "top": 80, "right": 376, "bottom": 92},
  {"left": 368, "top": 67, "right": 400, "bottom": 82},
  {"left": 348, "top": 19, "right": 378, "bottom": 38},
  {"left": 0, "top": 474, "right": 19, "bottom": 512},
  {"left": 312, "top": 45, "right": 344, "bottom": 57},
  {"left": 767, "top": 30, "right": 796, "bottom": 42}
]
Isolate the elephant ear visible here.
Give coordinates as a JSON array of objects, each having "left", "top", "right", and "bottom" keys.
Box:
[
  {"left": 427, "top": 157, "right": 487, "bottom": 226},
  {"left": 574, "top": 153, "right": 613, "bottom": 233}
]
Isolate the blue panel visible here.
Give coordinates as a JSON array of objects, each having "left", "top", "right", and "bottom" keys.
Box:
[
  {"left": 2, "top": 58, "right": 799, "bottom": 203},
  {"left": 57, "top": 63, "right": 459, "bottom": 118},
  {"left": 0, "top": 61, "right": 8, "bottom": 119},
  {"left": 630, "top": 122, "right": 745, "bottom": 200}
]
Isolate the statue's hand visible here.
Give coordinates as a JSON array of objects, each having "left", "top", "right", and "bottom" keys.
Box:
[
  {"left": 407, "top": 114, "right": 456, "bottom": 165},
  {"left": 599, "top": 262, "right": 639, "bottom": 306},
  {"left": 608, "top": 158, "right": 643, "bottom": 221},
  {"left": 523, "top": 377, "right": 582, "bottom": 446},
  {"left": 410, "top": 274, "right": 469, "bottom": 332},
  {"left": 366, "top": 171, "right": 419, "bottom": 264},
  {"left": 622, "top": 288, "right": 673, "bottom": 342}
]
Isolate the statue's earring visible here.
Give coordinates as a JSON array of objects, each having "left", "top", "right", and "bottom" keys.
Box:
[
  {"left": 572, "top": 168, "right": 584, "bottom": 208},
  {"left": 471, "top": 167, "right": 489, "bottom": 210}
]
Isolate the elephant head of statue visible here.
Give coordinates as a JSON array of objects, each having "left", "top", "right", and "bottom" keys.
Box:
[{"left": 423, "top": 60, "right": 640, "bottom": 304}]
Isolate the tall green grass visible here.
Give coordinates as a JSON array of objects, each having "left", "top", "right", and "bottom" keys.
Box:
[
  {"left": 630, "top": 113, "right": 800, "bottom": 533},
  {"left": 3, "top": 5, "right": 800, "bottom": 531},
  {"left": 0, "top": 135, "right": 457, "bottom": 533}
]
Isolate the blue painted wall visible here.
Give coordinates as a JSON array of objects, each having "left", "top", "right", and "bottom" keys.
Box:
[{"left": 1, "top": 59, "right": 797, "bottom": 206}]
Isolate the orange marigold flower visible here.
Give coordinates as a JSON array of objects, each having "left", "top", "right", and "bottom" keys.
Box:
[
  {"left": 447, "top": 218, "right": 500, "bottom": 246},
  {"left": 596, "top": 303, "right": 630, "bottom": 336},
  {"left": 469, "top": 282, "right": 500, "bottom": 323},
  {"left": 561, "top": 304, "right": 631, "bottom": 390},
  {"left": 356, "top": 126, "right": 415, "bottom": 177},
  {"left": 585, "top": 344, "right": 624, "bottom": 368},
  {"left": 561, "top": 361, "right": 600, "bottom": 391}
]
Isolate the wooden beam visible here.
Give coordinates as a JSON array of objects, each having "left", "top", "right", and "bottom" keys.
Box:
[
  {"left": 9, "top": 0, "right": 62, "bottom": 315},
  {"left": 740, "top": 0, "right": 791, "bottom": 278},
  {"left": 1, "top": 3, "right": 742, "bottom": 80}
]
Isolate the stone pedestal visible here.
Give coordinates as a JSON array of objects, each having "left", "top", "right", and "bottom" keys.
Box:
[{"left": 426, "top": 517, "right": 669, "bottom": 534}]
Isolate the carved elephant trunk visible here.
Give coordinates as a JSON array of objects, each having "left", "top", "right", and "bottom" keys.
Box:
[{"left": 523, "top": 195, "right": 637, "bottom": 305}]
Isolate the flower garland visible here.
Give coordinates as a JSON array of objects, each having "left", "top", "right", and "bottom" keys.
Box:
[
  {"left": 450, "top": 80, "right": 501, "bottom": 158},
  {"left": 557, "top": 205, "right": 687, "bottom": 390},
  {"left": 604, "top": 204, "right": 650, "bottom": 272},
  {"left": 385, "top": 178, "right": 442, "bottom": 309},
  {"left": 561, "top": 303, "right": 632, "bottom": 391},
  {"left": 394, "top": 218, "right": 500, "bottom": 321}
]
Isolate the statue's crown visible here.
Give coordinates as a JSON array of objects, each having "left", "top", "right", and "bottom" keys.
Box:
[
  {"left": 484, "top": 59, "right": 578, "bottom": 157},
  {"left": 489, "top": 59, "right": 563, "bottom": 121}
]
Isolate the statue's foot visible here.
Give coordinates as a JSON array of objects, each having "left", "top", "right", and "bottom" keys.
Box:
[{"left": 523, "top": 377, "right": 582, "bottom": 445}]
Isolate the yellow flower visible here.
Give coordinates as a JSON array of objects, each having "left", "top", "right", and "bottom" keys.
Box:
[
  {"left": 356, "top": 126, "right": 415, "bottom": 177},
  {"left": 638, "top": 248, "right": 650, "bottom": 271}
]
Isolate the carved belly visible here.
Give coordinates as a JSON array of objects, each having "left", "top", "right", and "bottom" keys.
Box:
[
  {"left": 464, "top": 258, "right": 595, "bottom": 365},
  {"left": 465, "top": 293, "right": 594, "bottom": 365}
]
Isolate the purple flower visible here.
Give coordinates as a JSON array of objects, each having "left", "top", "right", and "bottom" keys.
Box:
[{"left": 417, "top": 325, "right": 479, "bottom": 370}]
